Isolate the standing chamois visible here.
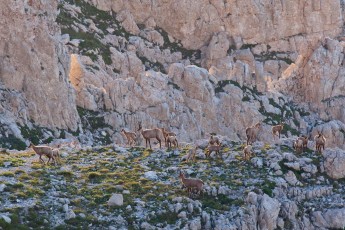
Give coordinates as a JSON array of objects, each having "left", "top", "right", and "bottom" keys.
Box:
[{"left": 137, "top": 123, "right": 163, "bottom": 149}]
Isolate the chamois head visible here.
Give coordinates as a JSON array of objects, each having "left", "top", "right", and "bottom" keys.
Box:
[
  {"left": 255, "top": 122, "right": 261, "bottom": 128},
  {"left": 178, "top": 170, "right": 185, "bottom": 179},
  {"left": 137, "top": 122, "right": 142, "bottom": 132}
]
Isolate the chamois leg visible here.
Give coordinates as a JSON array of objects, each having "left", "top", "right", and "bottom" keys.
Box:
[
  {"left": 176, "top": 140, "right": 179, "bottom": 148},
  {"left": 51, "top": 156, "right": 56, "bottom": 166},
  {"left": 164, "top": 137, "right": 167, "bottom": 147},
  {"left": 39, "top": 155, "right": 45, "bottom": 164},
  {"left": 156, "top": 137, "right": 161, "bottom": 149},
  {"left": 148, "top": 139, "right": 152, "bottom": 149},
  {"left": 55, "top": 154, "right": 60, "bottom": 164}
]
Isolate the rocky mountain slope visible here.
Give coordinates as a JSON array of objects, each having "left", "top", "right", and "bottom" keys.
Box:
[
  {"left": 0, "top": 139, "right": 345, "bottom": 229},
  {"left": 1, "top": 0, "right": 345, "bottom": 228}
]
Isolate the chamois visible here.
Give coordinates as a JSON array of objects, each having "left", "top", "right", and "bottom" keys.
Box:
[
  {"left": 246, "top": 122, "right": 261, "bottom": 145},
  {"left": 314, "top": 132, "right": 326, "bottom": 153},
  {"left": 29, "top": 143, "right": 57, "bottom": 165},
  {"left": 298, "top": 135, "right": 308, "bottom": 150},
  {"left": 179, "top": 171, "right": 204, "bottom": 197},
  {"left": 185, "top": 147, "right": 196, "bottom": 162},
  {"left": 137, "top": 123, "right": 163, "bottom": 149},
  {"left": 208, "top": 134, "right": 220, "bottom": 146},
  {"left": 160, "top": 128, "right": 176, "bottom": 147},
  {"left": 272, "top": 122, "right": 284, "bottom": 139},
  {"left": 166, "top": 135, "right": 178, "bottom": 148},
  {"left": 293, "top": 139, "right": 304, "bottom": 154},
  {"left": 243, "top": 145, "right": 253, "bottom": 161},
  {"left": 52, "top": 148, "right": 61, "bottom": 164},
  {"left": 121, "top": 129, "right": 137, "bottom": 146},
  {"left": 206, "top": 144, "right": 221, "bottom": 158}
]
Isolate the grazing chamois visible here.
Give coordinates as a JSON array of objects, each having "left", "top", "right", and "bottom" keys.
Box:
[
  {"left": 166, "top": 135, "right": 178, "bottom": 148},
  {"left": 179, "top": 171, "right": 204, "bottom": 197}
]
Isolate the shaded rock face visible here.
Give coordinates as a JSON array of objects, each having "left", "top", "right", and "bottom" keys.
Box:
[
  {"left": 274, "top": 38, "right": 345, "bottom": 125},
  {"left": 312, "top": 208, "right": 345, "bottom": 229},
  {"left": 322, "top": 148, "right": 345, "bottom": 179},
  {"left": 0, "top": 0, "right": 79, "bottom": 130},
  {"left": 244, "top": 192, "right": 280, "bottom": 230}
]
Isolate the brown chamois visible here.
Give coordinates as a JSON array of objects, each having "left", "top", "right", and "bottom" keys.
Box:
[
  {"left": 206, "top": 144, "right": 222, "bottom": 158},
  {"left": 29, "top": 143, "right": 57, "bottom": 165},
  {"left": 121, "top": 129, "right": 137, "bottom": 146},
  {"left": 160, "top": 128, "right": 176, "bottom": 147},
  {"left": 179, "top": 171, "right": 204, "bottom": 197},
  {"left": 272, "top": 122, "right": 284, "bottom": 139},
  {"left": 298, "top": 135, "right": 308, "bottom": 150},
  {"left": 314, "top": 132, "right": 326, "bottom": 153},
  {"left": 52, "top": 148, "right": 61, "bottom": 164},
  {"left": 166, "top": 135, "right": 178, "bottom": 148},
  {"left": 208, "top": 134, "right": 220, "bottom": 146},
  {"left": 243, "top": 145, "right": 253, "bottom": 161},
  {"left": 293, "top": 138, "right": 304, "bottom": 154},
  {"left": 185, "top": 147, "right": 196, "bottom": 162},
  {"left": 137, "top": 123, "right": 163, "bottom": 149},
  {"left": 245, "top": 122, "right": 261, "bottom": 145}
]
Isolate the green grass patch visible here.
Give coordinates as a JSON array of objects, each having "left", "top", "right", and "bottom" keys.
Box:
[
  {"left": 0, "top": 171, "right": 15, "bottom": 177},
  {"left": 202, "top": 194, "right": 241, "bottom": 211},
  {"left": 261, "top": 179, "right": 276, "bottom": 197}
]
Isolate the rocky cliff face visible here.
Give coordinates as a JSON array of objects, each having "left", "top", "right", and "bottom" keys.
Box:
[
  {"left": 0, "top": 0, "right": 345, "bottom": 150},
  {"left": 87, "top": 0, "right": 343, "bottom": 50},
  {"left": 0, "top": 0, "right": 79, "bottom": 132}
]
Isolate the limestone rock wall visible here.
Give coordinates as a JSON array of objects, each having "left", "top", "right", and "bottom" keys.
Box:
[
  {"left": 274, "top": 38, "right": 345, "bottom": 124},
  {"left": 0, "top": 0, "right": 79, "bottom": 131},
  {"left": 87, "top": 0, "right": 343, "bottom": 50},
  {"left": 1, "top": 0, "right": 345, "bottom": 148},
  {"left": 85, "top": 0, "right": 345, "bottom": 125}
]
